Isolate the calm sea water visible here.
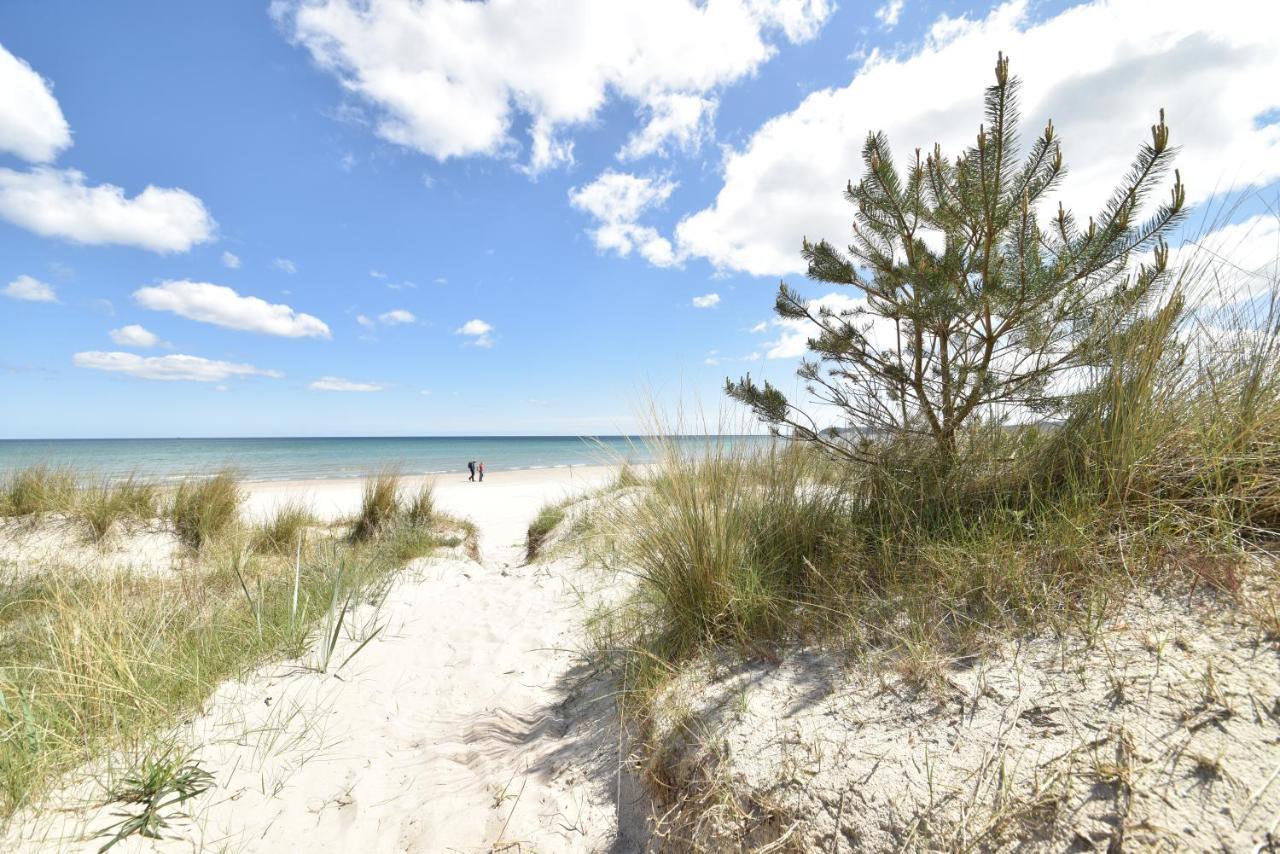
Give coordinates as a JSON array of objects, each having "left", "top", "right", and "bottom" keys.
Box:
[{"left": 0, "top": 436, "right": 752, "bottom": 482}]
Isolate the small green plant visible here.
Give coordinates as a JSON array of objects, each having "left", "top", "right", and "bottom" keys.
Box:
[
  {"left": 95, "top": 747, "right": 214, "bottom": 851},
  {"left": 350, "top": 470, "right": 401, "bottom": 542},
  {"left": 169, "top": 471, "right": 242, "bottom": 549}
]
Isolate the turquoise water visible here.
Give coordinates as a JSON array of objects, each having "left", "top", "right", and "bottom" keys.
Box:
[{"left": 0, "top": 436, "right": 748, "bottom": 482}]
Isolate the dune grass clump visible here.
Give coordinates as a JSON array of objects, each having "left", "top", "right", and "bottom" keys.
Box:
[
  {"left": 251, "top": 501, "right": 316, "bottom": 555},
  {"left": 349, "top": 470, "right": 401, "bottom": 542},
  {"left": 525, "top": 502, "right": 569, "bottom": 562},
  {"left": 0, "top": 466, "right": 77, "bottom": 517},
  {"left": 169, "top": 471, "right": 242, "bottom": 549},
  {"left": 76, "top": 477, "right": 160, "bottom": 543},
  {"left": 405, "top": 482, "right": 435, "bottom": 527}
]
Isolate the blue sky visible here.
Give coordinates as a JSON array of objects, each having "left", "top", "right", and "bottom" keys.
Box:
[{"left": 1, "top": 0, "right": 1276, "bottom": 438}]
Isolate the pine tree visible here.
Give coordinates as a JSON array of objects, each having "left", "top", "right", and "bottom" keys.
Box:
[{"left": 727, "top": 53, "right": 1187, "bottom": 459}]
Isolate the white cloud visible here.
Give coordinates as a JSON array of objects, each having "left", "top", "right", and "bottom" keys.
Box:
[
  {"left": 0, "top": 42, "right": 71, "bottom": 163},
  {"left": 73, "top": 351, "right": 282, "bottom": 383},
  {"left": 356, "top": 314, "right": 375, "bottom": 329},
  {"left": 273, "top": 257, "right": 297, "bottom": 274},
  {"left": 369, "top": 269, "right": 387, "bottom": 279},
  {"left": 750, "top": 321, "right": 769, "bottom": 333},
  {"left": 676, "top": 0, "right": 1280, "bottom": 276},
  {"left": 108, "top": 324, "right": 160, "bottom": 348},
  {"left": 875, "top": 0, "right": 905, "bottom": 29},
  {"left": 619, "top": 93, "right": 717, "bottom": 161},
  {"left": 273, "top": 0, "right": 832, "bottom": 172},
  {"left": 309, "top": 376, "right": 383, "bottom": 392},
  {"left": 134, "top": 281, "right": 331, "bottom": 339},
  {"left": 4, "top": 274, "right": 56, "bottom": 303},
  {"left": 378, "top": 308, "right": 416, "bottom": 325},
  {"left": 456, "top": 318, "right": 495, "bottom": 347},
  {"left": 221, "top": 251, "right": 241, "bottom": 269},
  {"left": 692, "top": 292, "right": 721, "bottom": 308},
  {"left": 569, "top": 171, "right": 679, "bottom": 266},
  {"left": 0, "top": 167, "right": 216, "bottom": 253}
]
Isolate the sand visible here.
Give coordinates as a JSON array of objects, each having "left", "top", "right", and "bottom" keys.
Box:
[{"left": 6, "top": 465, "right": 634, "bottom": 852}]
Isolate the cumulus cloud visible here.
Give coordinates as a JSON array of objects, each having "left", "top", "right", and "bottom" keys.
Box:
[
  {"left": 569, "top": 171, "right": 679, "bottom": 266},
  {"left": 108, "top": 324, "right": 160, "bottom": 348},
  {"left": 676, "top": 0, "right": 1280, "bottom": 276},
  {"left": 221, "top": 251, "right": 241, "bottom": 269},
  {"left": 273, "top": 258, "right": 297, "bottom": 274},
  {"left": 455, "top": 318, "right": 495, "bottom": 347},
  {"left": 378, "top": 308, "right": 416, "bottom": 325},
  {"left": 692, "top": 293, "right": 721, "bottom": 308},
  {"left": 4, "top": 274, "right": 56, "bottom": 303},
  {"left": 273, "top": 0, "right": 832, "bottom": 172},
  {"left": 619, "top": 93, "right": 717, "bottom": 161},
  {"left": 134, "top": 281, "right": 331, "bottom": 339},
  {"left": 0, "top": 167, "right": 216, "bottom": 253},
  {"left": 309, "top": 376, "right": 383, "bottom": 392},
  {"left": 875, "top": 0, "right": 905, "bottom": 29},
  {"left": 73, "top": 351, "right": 282, "bottom": 383},
  {"left": 0, "top": 42, "right": 71, "bottom": 163}
]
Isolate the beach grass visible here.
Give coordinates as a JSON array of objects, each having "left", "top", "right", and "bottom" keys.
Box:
[
  {"left": 350, "top": 469, "right": 402, "bottom": 542},
  {"left": 169, "top": 471, "right": 242, "bottom": 549},
  {"left": 0, "top": 471, "right": 464, "bottom": 822},
  {"left": 525, "top": 502, "right": 568, "bottom": 562},
  {"left": 250, "top": 500, "right": 316, "bottom": 555},
  {"left": 0, "top": 465, "right": 77, "bottom": 517}
]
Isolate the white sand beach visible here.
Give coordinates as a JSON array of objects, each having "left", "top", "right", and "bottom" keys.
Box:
[{"left": 6, "top": 465, "right": 635, "bottom": 852}]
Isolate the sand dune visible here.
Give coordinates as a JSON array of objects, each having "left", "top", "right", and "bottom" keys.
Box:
[{"left": 7, "top": 466, "right": 633, "bottom": 852}]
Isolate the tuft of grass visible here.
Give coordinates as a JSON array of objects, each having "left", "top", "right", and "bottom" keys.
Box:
[
  {"left": 95, "top": 747, "right": 213, "bottom": 850},
  {"left": 251, "top": 501, "right": 316, "bottom": 555},
  {"left": 525, "top": 501, "right": 569, "bottom": 562},
  {"left": 0, "top": 466, "right": 77, "bottom": 517},
  {"left": 349, "top": 470, "right": 401, "bottom": 542},
  {"left": 76, "top": 477, "right": 160, "bottom": 543},
  {"left": 169, "top": 471, "right": 242, "bottom": 549},
  {"left": 405, "top": 482, "right": 436, "bottom": 527}
]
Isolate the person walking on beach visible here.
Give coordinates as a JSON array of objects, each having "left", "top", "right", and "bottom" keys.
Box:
[
  {"left": 467, "top": 460, "right": 476, "bottom": 481},
  {"left": 478, "top": 461, "right": 485, "bottom": 482}
]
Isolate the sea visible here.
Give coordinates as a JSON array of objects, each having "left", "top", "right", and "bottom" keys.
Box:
[{"left": 0, "top": 436, "right": 760, "bottom": 483}]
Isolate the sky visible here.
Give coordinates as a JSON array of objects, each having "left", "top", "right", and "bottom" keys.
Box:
[{"left": 0, "top": 0, "right": 1277, "bottom": 438}]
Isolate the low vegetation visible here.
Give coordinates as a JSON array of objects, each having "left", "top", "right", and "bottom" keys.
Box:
[
  {"left": 0, "top": 468, "right": 469, "bottom": 823},
  {"left": 583, "top": 56, "right": 1280, "bottom": 725},
  {"left": 525, "top": 502, "right": 568, "bottom": 562}
]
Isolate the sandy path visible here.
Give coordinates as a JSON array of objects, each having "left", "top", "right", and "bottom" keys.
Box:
[{"left": 11, "top": 468, "right": 630, "bottom": 853}]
